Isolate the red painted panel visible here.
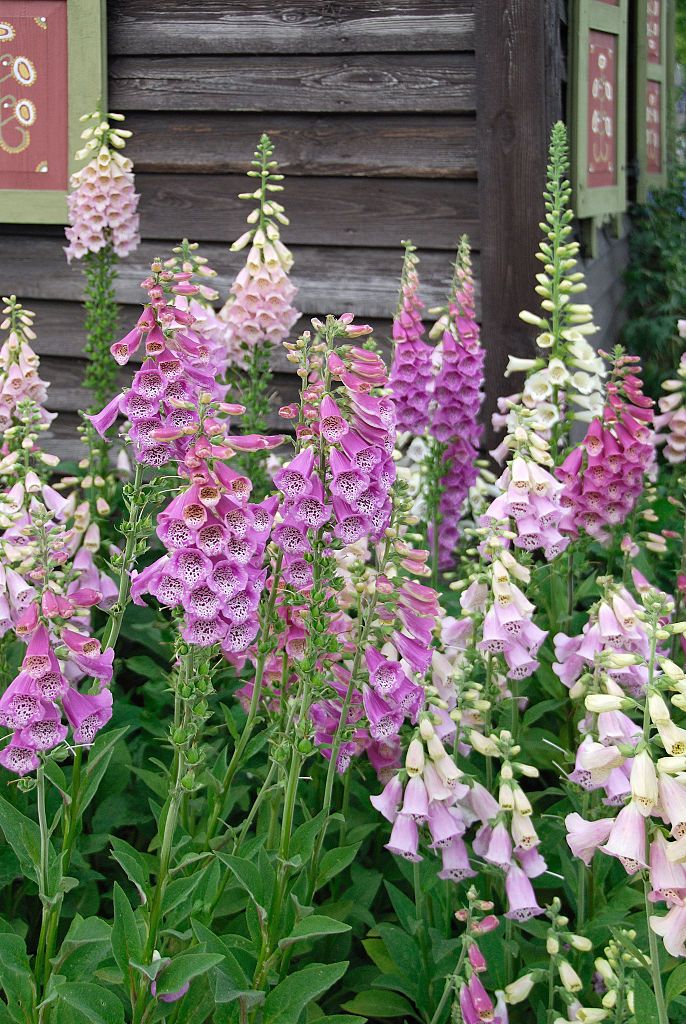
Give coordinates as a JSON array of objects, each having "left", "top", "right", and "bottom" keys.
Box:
[
  {"left": 647, "top": 0, "right": 661, "bottom": 64},
  {"left": 646, "top": 79, "right": 662, "bottom": 174},
  {"left": 587, "top": 30, "right": 617, "bottom": 189},
  {"left": 0, "top": 0, "right": 68, "bottom": 191}
]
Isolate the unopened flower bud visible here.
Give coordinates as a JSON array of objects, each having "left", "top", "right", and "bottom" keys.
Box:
[{"left": 405, "top": 738, "right": 424, "bottom": 777}]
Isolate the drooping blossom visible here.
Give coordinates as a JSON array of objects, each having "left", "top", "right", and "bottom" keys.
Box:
[{"left": 64, "top": 111, "right": 139, "bottom": 261}]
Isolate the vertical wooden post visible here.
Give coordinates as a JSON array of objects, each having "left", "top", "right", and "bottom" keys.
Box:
[{"left": 475, "top": 0, "right": 564, "bottom": 438}]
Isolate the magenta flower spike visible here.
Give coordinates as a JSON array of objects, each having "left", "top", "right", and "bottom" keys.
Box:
[{"left": 388, "top": 240, "right": 433, "bottom": 433}]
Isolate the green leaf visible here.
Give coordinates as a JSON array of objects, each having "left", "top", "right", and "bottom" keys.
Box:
[
  {"left": 263, "top": 962, "right": 348, "bottom": 1024},
  {"left": 290, "top": 811, "right": 326, "bottom": 861},
  {"left": 54, "top": 982, "right": 124, "bottom": 1024},
  {"left": 667, "top": 963, "right": 686, "bottom": 1006},
  {"left": 111, "top": 883, "right": 143, "bottom": 981},
  {"left": 161, "top": 869, "right": 207, "bottom": 918},
  {"left": 279, "top": 915, "right": 351, "bottom": 950},
  {"left": 0, "top": 932, "right": 36, "bottom": 1022},
  {"left": 341, "top": 991, "right": 416, "bottom": 1019},
  {"left": 362, "top": 939, "right": 396, "bottom": 975},
  {"left": 129, "top": 766, "right": 168, "bottom": 800},
  {"left": 109, "top": 836, "right": 150, "bottom": 901},
  {"left": 80, "top": 727, "right": 128, "bottom": 818},
  {"left": 376, "top": 924, "right": 419, "bottom": 983},
  {"left": 154, "top": 952, "right": 224, "bottom": 998},
  {"left": 522, "top": 698, "right": 562, "bottom": 728},
  {"left": 189, "top": 920, "right": 251, "bottom": 1003},
  {"left": 51, "top": 916, "right": 111, "bottom": 982},
  {"left": 310, "top": 1018, "right": 367, "bottom": 1024},
  {"left": 125, "top": 655, "right": 165, "bottom": 678},
  {"left": 383, "top": 882, "right": 417, "bottom": 936},
  {"left": 216, "top": 854, "right": 264, "bottom": 907},
  {"left": 316, "top": 844, "right": 361, "bottom": 890},
  {"left": 0, "top": 796, "right": 42, "bottom": 883},
  {"left": 633, "top": 975, "right": 659, "bottom": 1020}
]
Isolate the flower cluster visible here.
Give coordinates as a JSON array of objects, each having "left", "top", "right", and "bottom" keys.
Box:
[
  {"left": 502, "top": 123, "right": 604, "bottom": 448},
  {"left": 388, "top": 240, "right": 432, "bottom": 433},
  {"left": 218, "top": 134, "right": 298, "bottom": 353},
  {"left": 163, "top": 240, "right": 242, "bottom": 374},
  {"left": 655, "top": 349, "right": 686, "bottom": 464},
  {"left": 557, "top": 349, "right": 654, "bottom": 541},
  {"left": 561, "top": 584, "right": 686, "bottom": 959},
  {"left": 90, "top": 259, "right": 231, "bottom": 468},
  {"left": 90, "top": 258, "right": 284, "bottom": 652},
  {"left": 274, "top": 320, "right": 438, "bottom": 773},
  {"left": 0, "top": 502, "right": 115, "bottom": 775},
  {"left": 483, "top": 451, "right": 568, "bottom": 561},
  {"left": 0, "top": 296, "right": 53, "bottom": 436},
  {"left": 64, "top": 111, "right": 140, "bottom": 262},
  {"left": 429, "top": 238, "right": 484, "bottom": 568}
]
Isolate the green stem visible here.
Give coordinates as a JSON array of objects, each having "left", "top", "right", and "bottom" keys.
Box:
[
  {"left": 132, "top": 698, "right": 189, "bottom": 1023},
  {"left": 337, "top": 769, "right": 351, "bottom": 848},
  {"left": 101, "top": 462, "right": 146, "bottom": 651},
  {"left": 34, "top": 767, "right": 51, "bottom": 989},
  {"left": 546, "top": 952, "right": 556, "bottom": 1024},
  {"left": 429, "top": 934, "right": 469, "bottom": 1024},
  {"left": 575, "top": 788, "right": 590, "bottom": 931},
  {"left": 205, "top": 552, "right": 283, "bottom": 844},
  {"left": 644, "top": 877, "right": 669, "bottom": 1024},
  {"left": 505, "top": 918, "right": 515, "bottom": 986},
  {"left": 413, "top": 861, "right": 430, "bottom": 975},
  {"left": 307, "top": 577, "right": 382, "bottom": 896}
]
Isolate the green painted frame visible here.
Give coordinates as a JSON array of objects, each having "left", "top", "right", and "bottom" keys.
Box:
[
  {"left": 0, "top": 0, "right": 106, "bottom": 224},
  {"left": 569, "top": 0, "right": 629, "bottom": 220},
  {"left": 635, "top": 0, "right": 672, "bottom": 202}
]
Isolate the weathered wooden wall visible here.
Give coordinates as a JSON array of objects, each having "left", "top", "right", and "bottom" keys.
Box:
[{"left": 0, "top": 1, "right": 478, "bottom": 458}]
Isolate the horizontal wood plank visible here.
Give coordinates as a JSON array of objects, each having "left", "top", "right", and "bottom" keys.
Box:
[
  {"left": 40, "top": 356, "right": 299, "bottom": 413},
  {"left": 124, "top": 112, "right": 476, "bottom": 179},
  {"left": 26, "top": 299, "right": 398, "bottom": 374},
  {"left": 135, "top": 173, "right": 478, "bottom": 249},
  {"left": 0, "top": 236, "right": 474, "bottom": 317},
  {"left": 108, "top": 1, "right": 475, "bottom": 55},
  {"left": 109, "top": 54, "right": 476, "bottom": 113}
]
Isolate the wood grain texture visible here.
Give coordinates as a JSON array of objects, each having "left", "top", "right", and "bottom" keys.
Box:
[
  {"left": 475, "top": 0, "right": 563, "bottom": 435},
  {"left": 124, "top": 112, "right": 477, "bottom": 179},
  {"left": 0, "top": 235, "right": 472, "bottom": 317},
  {"left": 135, "top": 173, "right": 478, "bottom": 249},
  {"left": 108, "top": 0, "right": 475, "bottom": 55},
  {"left": 109, "top": 54, "right": 476, "bottom": 113},
  {"left": 27, "top": 299, "right": 398, "bottom": 373}
]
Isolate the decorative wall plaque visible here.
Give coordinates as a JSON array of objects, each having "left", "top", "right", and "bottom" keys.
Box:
[
  {"left": 570, "top": 0, "right": 628, "bottom": 220},
  {"left": 0, "top": 0, "right": 106, "bottom": 223}
]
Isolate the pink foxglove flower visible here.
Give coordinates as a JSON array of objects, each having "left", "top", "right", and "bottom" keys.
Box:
[
  {"left": 64, "top": 112, "right": 139, "bottom": 261},
  {"left": 557, "top": 351, "right": 655, "bottom": 541},
  {"left": 0, "top": 297, "right": 54, "bottom": 433},
  {"left": 655, "top": 347, "right": 686, "bottom": 463},
  {"left": 217, "top": 134, "right": 298, "bottom": 360}
]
